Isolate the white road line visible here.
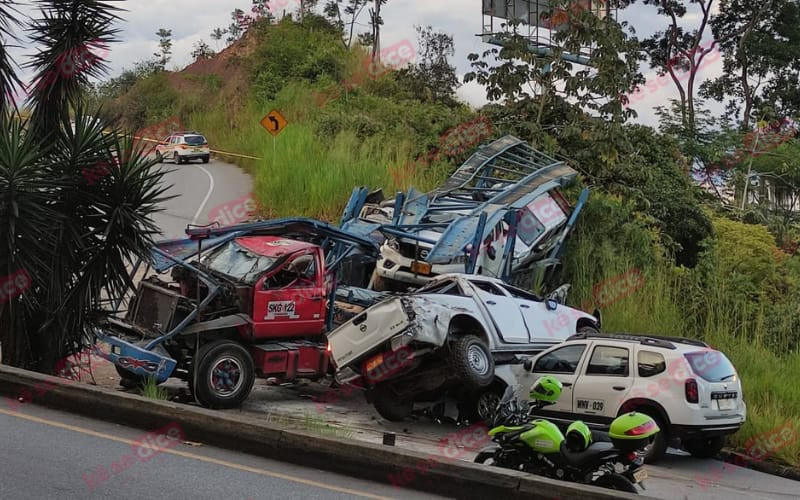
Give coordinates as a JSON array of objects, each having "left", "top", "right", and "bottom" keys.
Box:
[{"left": 191, "top": 164, "right": 215, "bottom": 225}]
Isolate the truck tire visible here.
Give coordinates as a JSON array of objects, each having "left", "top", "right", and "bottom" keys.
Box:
[
  {"left": 194, "top": 340, "right": 255, "bottom": 409},
  {"left": 371, "top": 386, "right": 413, "bottom": 421},
  {"left": 448, "top": 335, "right": 494, "bottom": 389}
]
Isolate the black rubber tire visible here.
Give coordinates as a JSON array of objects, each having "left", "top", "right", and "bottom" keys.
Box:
[
  {"left": 578, "top": 325, "right": 600, "bottom": 334},
  {"left": 202, "top": 155, "right": 210, "bottom": 164},
  {"left": 638, "top": 412, "right": 668, "bottom": 464},
  {"left": 193, "top": 340, "right": 255, "bottom": 409},
  {"left": 371, "top": 386, "right": 413, "bottom": 421},
  {"left": 683, "top": 435, "right": 726, "bottom": 458},
  {"left": 173, "top": 152, "right": 181, "bottom": 164},
  {"left": 448, "top": 335, "right": 495, "bottom": 389},
  {"left": 461, "top": 384, "right": 504, "bottom": 423},
  {"left": 592, "top": 473, "right": 638, "bottom": 493},
  {"left": 155, "top": 151, "right": 163, "bottom": 163},
  {"left": 115, "top": 365, "right": 145, "bottom": 389},
  {"left": 474, "top": 449, "right": 500, "bottom": 465}
]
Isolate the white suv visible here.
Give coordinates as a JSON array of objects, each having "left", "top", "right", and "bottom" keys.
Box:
[
  {"left": 155, "top": 132, "right": 210, "bottom": 164},
  {"left": 514, "top": 332, "right": 746, "bottom": 462}
]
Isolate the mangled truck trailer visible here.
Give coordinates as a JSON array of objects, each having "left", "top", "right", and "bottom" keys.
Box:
[{"left": 340, "top": 135, "right": 589, "bottom": 292}]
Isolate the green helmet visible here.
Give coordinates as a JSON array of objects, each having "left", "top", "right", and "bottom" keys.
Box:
[
  {"left": 609, "top": 412, "right": 660, "bottom": 440},
  {"left": 565, "top": 421, "right": 592, "bottom": 452},
  {"left": 529, "top": 375, "right": 562, "bottom": 403}
]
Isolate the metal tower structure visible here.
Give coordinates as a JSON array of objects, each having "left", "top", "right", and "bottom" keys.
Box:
[{"left": 481, "top": 0, "right": 615, "bottom": 66}]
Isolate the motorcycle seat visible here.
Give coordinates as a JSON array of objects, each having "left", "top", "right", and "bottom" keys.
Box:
[{"left": 559, "top": 440, "right": 616, "bottom": 469}]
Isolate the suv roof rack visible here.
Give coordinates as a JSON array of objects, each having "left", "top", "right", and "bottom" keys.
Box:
[
  {"left": 176, "top": 131, "right": 202, "bottom": 135},
  {"left": 566, "top": 332, "right": 709, "bottom": 350}
]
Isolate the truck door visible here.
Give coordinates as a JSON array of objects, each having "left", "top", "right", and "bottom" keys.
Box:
[
  {"left": 521, "top": 343, "right": 588, "bottom": 414},
  {"left": 572, "top": 343, "right": 633, "bottom": 420},
  {"left": 469, "top": 279, "right": 529, "bottom": 343},
  {"left": 252, "top": 250, "right": 326, "bottom": 339}
]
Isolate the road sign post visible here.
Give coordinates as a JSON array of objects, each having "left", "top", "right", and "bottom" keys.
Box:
[
  {"left": 261, "top": 110, "right": 288, "bottom": 137},
  {"left": 260, "top": 110, "right": 288, "bottom": 168}
]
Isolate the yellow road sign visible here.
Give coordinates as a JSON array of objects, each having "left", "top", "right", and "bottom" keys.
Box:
[{"left": 261, "top": 109, "right": 288, "bottom": 137}]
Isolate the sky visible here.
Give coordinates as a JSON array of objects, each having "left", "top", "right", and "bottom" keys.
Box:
[{"left": 7, "top": 0, "right": 727, "bottom": 127}]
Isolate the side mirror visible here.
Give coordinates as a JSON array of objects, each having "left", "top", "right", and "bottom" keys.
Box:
[
  {"left": 486, "top": 245, "right": 497, "bottom": 260},
  {"left": 523, "top": 359, "right": 533, "bottom": 372},
  {"left": 545, "top": 299, "right": 558, "bottom": 311}
]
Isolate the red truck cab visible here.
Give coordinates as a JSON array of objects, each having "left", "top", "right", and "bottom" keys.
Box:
[{"left": 241, "top": 236, "right": 329, "bottom": 339}]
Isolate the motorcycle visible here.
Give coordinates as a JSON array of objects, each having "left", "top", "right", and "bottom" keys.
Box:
[{"left": 473, "top": 376, "right": 658, "bottom": 493}]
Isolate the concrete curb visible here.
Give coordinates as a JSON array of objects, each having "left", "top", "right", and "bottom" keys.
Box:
[
  {"left": 719, "top": 449, "right": 800, "bottom": 482},
  {"left": 0, "top": 366, "right": 647, "bottom": 499}
]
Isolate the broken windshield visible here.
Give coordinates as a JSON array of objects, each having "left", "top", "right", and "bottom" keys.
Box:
[{"left": 203, "top": 240, "right": 278, "bottom": 284}]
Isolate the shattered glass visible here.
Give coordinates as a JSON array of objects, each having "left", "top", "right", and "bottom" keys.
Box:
[{"left": 203, "top": 241, "right": 278, "bottom": 284}]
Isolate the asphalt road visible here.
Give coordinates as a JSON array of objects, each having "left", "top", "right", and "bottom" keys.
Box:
[
  {"left": 0, "top": 404, "right": 445, "bottom": 500},
  {"left": 152, "top": 156, "right": 253, "bottom": 240}
]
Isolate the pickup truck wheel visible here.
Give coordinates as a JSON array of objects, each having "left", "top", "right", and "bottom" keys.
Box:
[
  {"left": 683, "top": 435, "right": 725, "bottom": 458},
  {"left": 578, "top": 326, "right": 600, "bottom": 334},
  {"left": 194, "top": 340, "right": 255, "bottom": 409},
  {"left": 449, "top": 335, "right": 494, "bottom": 389}
]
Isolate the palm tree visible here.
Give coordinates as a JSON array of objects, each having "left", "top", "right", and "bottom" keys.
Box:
[{"left": 0, "top": 0, "right": 171, "bottom": 372}]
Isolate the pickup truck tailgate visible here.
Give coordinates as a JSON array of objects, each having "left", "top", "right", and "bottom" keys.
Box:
[{"left": 327, "top": 297, "right": 411, "bottom": 369}]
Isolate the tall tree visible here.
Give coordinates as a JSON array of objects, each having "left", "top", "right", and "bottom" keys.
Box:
[
  {"left": 210, "top": 27, "right": 227, "bottom": 50},
  {"left": 368, "top": 0, "right": 387, "bottom": 62},
  {"left": 344, "top": 0, "right": 366, "bottom": 48},
  {"left": 702, "top": 0, "right": 800, "bottom": 129},
  {"left": 191, "top": 40, "right": 215, "bottom": 61},
  {"left": 1, "top": 0, "right": 171, "bottom": 371},
  {"left": 0, "top": 0, "right": 22, "bottom": 114},
  {"left": 324, "top": 0, "right": 367, "bottom": 48},
  {"left": 227, "top": 9, "right": 244, "bottom": 43},
  {"left": 153, "top": 28, "right": 172, "bottom": 70},
  {"left": 639, "top": 0, "right": 720, "bottom": 136},
  {"left": 397, "top": 26, "right": 460, "bottom": 107}
]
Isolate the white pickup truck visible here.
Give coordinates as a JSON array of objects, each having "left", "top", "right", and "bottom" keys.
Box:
[{"left": 327, "top": 273, "right": 599, "bottom": 421}]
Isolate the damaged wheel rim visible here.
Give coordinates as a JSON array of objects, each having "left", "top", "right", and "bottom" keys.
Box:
[
  {"left": 468, "top": 345, "right": 489, "bottom": 375},
  {"left": 477, "top": 391, "right": 500, "bottom": 421},
  {"left": 210, "top": 356, "right": 243, "bottom": 396}
]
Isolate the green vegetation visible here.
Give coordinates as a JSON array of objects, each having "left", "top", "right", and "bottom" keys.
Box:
[
  {"left": 97, "top": 12, "right": 799, "bottom": 466},
  {"left": 140, "top": 376, "right": 169, "bottom": 400}
]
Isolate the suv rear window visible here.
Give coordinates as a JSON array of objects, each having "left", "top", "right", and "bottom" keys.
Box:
[
  {"left": 684, "top": 351, "right": 737, "bottom": 382},
  {"left": 638, "top": 350, "right": 666, "bottom": 377},
  {"left": 184, "top": 135, "right": 206, "bottom": 145}
]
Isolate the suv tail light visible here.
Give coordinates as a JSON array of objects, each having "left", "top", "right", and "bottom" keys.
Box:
[{"left": 685, "top": 378, "right": 699, "bottom": 403}]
